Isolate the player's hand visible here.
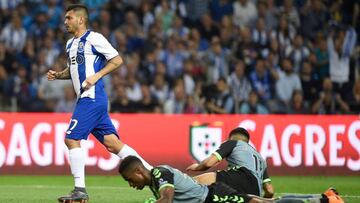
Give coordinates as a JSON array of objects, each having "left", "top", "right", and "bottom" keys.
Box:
[
  {"left": 47, "top": 70, "right": 57, "bottom": 81},
  {"left": 82, "top": 73, "right": 101, "bottom": 90},
  {"left": 186, "top": 163, "right": 199, "bottom": 171}
]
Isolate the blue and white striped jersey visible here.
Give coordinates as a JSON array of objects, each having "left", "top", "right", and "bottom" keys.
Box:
[{"left": 66, "top": 30, "right": 118, "bottom": 100}]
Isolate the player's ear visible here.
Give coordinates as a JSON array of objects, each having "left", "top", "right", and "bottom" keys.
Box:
[
  {"left": 134, "top": 166, "right": 142, "bottom": 174},
  {"left": 79, "top": 16, "right": 84, "bottom": 24}
]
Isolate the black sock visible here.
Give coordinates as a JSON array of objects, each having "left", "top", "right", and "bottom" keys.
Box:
[{"left": 75, "top": 187, "right": 87, "bottom": 193}]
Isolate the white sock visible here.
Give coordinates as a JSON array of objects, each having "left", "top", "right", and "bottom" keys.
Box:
[
  {"left": 117, "top": 145, "right": 153, "bottom": 170},
  {"left": 69, "top": 148, "right": 86, "bottom": 188}
]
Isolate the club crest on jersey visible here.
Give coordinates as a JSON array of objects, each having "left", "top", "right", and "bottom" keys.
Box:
[
  {"left": 189, "top": 123, "right": 222, "bottom": 162},
  {"left": 77, "top": 41, "right": 84, "bottom": 53}
]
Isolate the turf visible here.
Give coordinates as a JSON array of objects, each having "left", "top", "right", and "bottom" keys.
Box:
[{"left": 0, "top": 175, "right": 358, "bottom": 203}]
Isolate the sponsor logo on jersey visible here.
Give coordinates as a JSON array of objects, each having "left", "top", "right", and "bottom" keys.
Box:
[{"left": 76, "top": 55, "right": 85, "bottom": 64}]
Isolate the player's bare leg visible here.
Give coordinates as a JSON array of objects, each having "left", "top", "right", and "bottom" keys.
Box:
[
  {"left": 103, "top": 134, "right": 153, "bottom": 170},
  {"left": 193, "top": 172, "right": 216, "bottom": 185},
  {"left": 58, "top": 139, "right": 89, "bottom": 203}
]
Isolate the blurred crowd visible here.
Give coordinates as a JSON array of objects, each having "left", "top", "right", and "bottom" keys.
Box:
[{"left": 0, "top": 0, "right": 359, "bottom": 114}]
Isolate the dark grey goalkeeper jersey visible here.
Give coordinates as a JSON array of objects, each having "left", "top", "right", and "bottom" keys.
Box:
[
  {"left": 213, "top": 140, "right": 270, "bottom": 193},
  {"left": 149, "top": 165, "right": 209, "bottom": 203}
]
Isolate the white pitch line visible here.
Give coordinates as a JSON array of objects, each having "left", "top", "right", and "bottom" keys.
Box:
[
  {"left": 277, "top": 193, "right": 360, "bottom": 198},
  {"left": 0, "top": 185, "right": 130, "bottom": 190},
  {"left": 0, "top": 185, "right": 358, "bottom": 198}
]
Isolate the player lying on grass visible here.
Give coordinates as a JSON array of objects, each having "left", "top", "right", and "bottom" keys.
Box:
[
  {"left": 119, "top": 156, "right": 344, "bottom": 203},
  {"left": 119, "top": 155, "right": 268, "bottom": 203},
  {"left": 187, "top": 127, "right": 274, "bottom": 198}
]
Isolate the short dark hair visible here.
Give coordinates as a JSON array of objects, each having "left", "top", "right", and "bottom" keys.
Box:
[
  {"left": 228, "top": 127, "right": 250, "bottom": 141},
  {"left": 118, "top": 156, "right": 143, "bottom": 175},
  {"left": 66, "top": 4, "right": 89, "bottom": 18}
]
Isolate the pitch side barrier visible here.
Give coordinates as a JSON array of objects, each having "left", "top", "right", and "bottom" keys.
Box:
[{"left": 0, "top": 113, "right": 358, "bottom": 175}]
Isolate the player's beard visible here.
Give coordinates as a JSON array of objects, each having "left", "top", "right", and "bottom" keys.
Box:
[{"left": 66, "top": 24, "right": 77, "bottom": 35}]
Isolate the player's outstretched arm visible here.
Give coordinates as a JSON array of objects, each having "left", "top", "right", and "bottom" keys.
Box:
[
  {"left": 82, "top": 55, "right": 123, "bottom": 90},
  {"left": 156, "top": 186, "right": 174, "bottom": 203},
  {"left": 186, "top": 154, "right": 220, "bottom": 171},
  {"left": 47, "top": 67, "right": 70, "bottom": 80},
  {"left": 263, "top": 182, "right": 274, "bottom": 198},
  {"left": 262, "top": 168, "right": 274, "bottom": 198}
]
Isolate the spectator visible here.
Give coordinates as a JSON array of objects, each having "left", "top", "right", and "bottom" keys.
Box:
[
  {"left": 40, "top": 0, "right": 63, "bottom": 29},
  {"left": 285, "top": 34, "right": 310, "bottom": 73},
  {"left": 240, "top": 90, "right": 269, "bottom": 114},
  {"left": 227, "top": 60, "right": 252, "bottom": 109},
  {"left": 111, "top": 84, "right": 137, "bottom": 113},
  {"left": 300, "top": 0, "right": 329, "bottom": 41},
  {"left": 328, "top": 27, "right": 357, "bottom": 94},
  {"left": 0, "top": 64, "right": 7, "bottom": 101},
  {"left": 209, "top": 0, "right": 233, "bottom": 23},
  {"left": 287, "top": 90, "right": 309, "bottom": 114},
  {"left": 0, "top": 13, "right": 27, "bottom": 53},
  {"left": 279, "top": 0, "right": 300, "bottom": 29},
  {"left": 232, "top": 0, "right": 257, "bottom": 28},
  {"left": 314, "top": 38, "right": 329, "bottom": 80},
  {"left": 185, "top": 80, "right": 205, "bottom": 114},
  {"left": 347, "top": 79, "right": 360, "bottom": 113},
  {"left": 150, "top": 73, "right": 170, "bottom": 105},
  {"left": 188, "top": 27, "right": 210, "bottom": 51},
  {"left": 205, "top": 77, "right": 234, "bottom": 114},
  {"left": 37, "top": 64, "right": 72, "bottom": 111},
  {"left": 4, "top": 65, "right": 37, "bottom": 111},
  {"left": 184, "top": 0, "right": 209, "bottom": 26},
  {"left": 312, "top": 78, "right": 350, "bottom": 114},
  {"left": 270, "top": 15, "right": 295, "bottom": 52},
  {"left": 55, "top": 84, "right": 76, "bottom": 112},
  {"left": 249, "top": 59, "right": 276, "bottom": 102},
  {"left": 0, "top": 41, "right": 16, "bottom": 75},
  {"left": 125, "top": 24, "right": 144, "bottom": 54},
  {"left": 300, "top": 61, "right": 319, "bottom": 104},
  {"left": 166, "top": 15, "right": 190, "bottom": 39},
  {"left": 126, "top": 74, "right": 142, "bottom": 102},
  {"left": 42, "top": 35, "right": 61, "bottom": 67},
  {"left": 158, "top": 37, "right": 186, "bottom": 80},
  {"left": 182, "top": 58, "right": 196, "bottom": 96},
  {"left": 135, "top": 84, "right": 160, "bottom": 113},
  {"left": 28, "top": 11, "right": 48, "bottom": 38},
  {"left": 198, "top": 13, "right": 220, "bottom": 42},
  {"left": 139, "top": 1, "right": 155, "bottom": 35},
  {"left": 155, "top": 0, "right": 175, "bottom": 33},
  {"left": 262, "top": 39, "right": 281, "bottom": 67},
  {"left": 202, "top": 37, "right": 230, "bottom": 85},
  {"left": 218, "top": 15, "right": 236, "bottom": 49},
  {"left": 252, "top": 18, "right": 269, "bottom": 49},
  {"left": 139, "top": 52, "right": 157, "bottom": 83},
  {"left": 275, "top": 58, "right": 302, "bottom": 112},
  {"left": 163, "top": 84, "right": 186, "bottom": 114},
  {"left": 252, "top": 1, "right": 277, "bottom": 31},
  {"left": 234, "top": 26, "right": 258, "bottom": 68}
]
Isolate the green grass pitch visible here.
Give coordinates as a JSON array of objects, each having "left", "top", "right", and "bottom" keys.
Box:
[{"left": 0, "top": 175, "right": 358, "bottom": 203}]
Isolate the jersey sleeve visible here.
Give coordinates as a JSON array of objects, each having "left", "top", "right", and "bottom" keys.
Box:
[
  {"left": 90, "top": 32, "right": 119, "bottom": 60},
  {"left": 152, "top": 167, "right": 175, "bottom": 192},
  {"left": 213, "top": 140, "right": 237, "bottom": 161},
  {"left": 262, "top": 168, "right": 271, "bottom": 184}
]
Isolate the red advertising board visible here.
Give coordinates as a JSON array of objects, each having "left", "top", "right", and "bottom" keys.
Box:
[{"left": 0, "top": 113, "right": 358, "bottom": 175}]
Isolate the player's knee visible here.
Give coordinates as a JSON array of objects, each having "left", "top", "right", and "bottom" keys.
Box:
[
  {"left": 65, "top": 138, "right": 81, "bottom": 149},
  {"left": 105, "top": 145, "right": 118, "bottom": 154},
  {"left": 103, "top": 142, "right": 120, "bottom": 154},
  {"left": 103, "top": 136, "right": 123, "bottom": 153}
]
